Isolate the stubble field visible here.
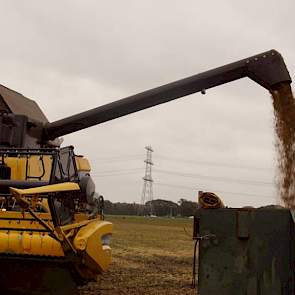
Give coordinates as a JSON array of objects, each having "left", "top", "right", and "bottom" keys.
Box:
[{"left": 80, "top": 215, "right": 196, "bottom": 295}]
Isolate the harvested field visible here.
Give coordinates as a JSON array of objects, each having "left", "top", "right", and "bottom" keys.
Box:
[{"left": 80, "top": 215, "right": 195, "bottom": 295}]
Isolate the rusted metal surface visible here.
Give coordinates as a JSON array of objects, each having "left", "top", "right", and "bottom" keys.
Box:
[{"left": 195, "top": 208, "right": 295, "bottom": 295}]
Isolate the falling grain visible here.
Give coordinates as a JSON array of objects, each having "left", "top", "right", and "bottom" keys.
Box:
[{"left": 272, "top": 83, "right": 295, "bottom": 208}]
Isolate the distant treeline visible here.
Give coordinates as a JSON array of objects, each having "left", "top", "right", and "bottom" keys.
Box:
[{"left": 104, "top": 198, "right": 197, "bottom": 217}]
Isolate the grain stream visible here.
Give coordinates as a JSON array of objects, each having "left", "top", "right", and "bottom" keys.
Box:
[{"left": 272, "top": 83, "right": 295, "bottom": 208}]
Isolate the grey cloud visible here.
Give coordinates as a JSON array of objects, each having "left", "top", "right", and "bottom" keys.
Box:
[{"left": 0, "top": 0, "right": 293, "bottom": 206}]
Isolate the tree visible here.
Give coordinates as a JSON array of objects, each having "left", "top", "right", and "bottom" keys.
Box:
[
  {"left": 178, "top": 198, "right": 198, "bottom": 217},
  {"left": 145, "top": 199, "right": 179, "bottom": 216}
]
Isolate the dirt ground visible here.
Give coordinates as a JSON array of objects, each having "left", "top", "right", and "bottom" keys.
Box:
[{"left": 80, "top": 215, "right": 196, "bottom": 295}]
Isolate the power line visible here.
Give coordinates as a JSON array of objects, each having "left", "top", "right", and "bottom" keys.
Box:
[
  {"left": 91, "top": 169, "right": 274, "bottom": 200},
  {"left": 154, "top": 168, "right": 274, "bottom": 187},
  {"left": 154, "top": 155, "right": 273, "bottom": 171},
  {"left": 92, "top": 155, "right": 142, "bottom": 163},
  {"left": 92, "top": 167, "right": 143, "bottom": 174},
  {"left": 90, "top": 153, "right": 273, "bottom": 172},
  {"left": 91, "top": 166, "right": 274, "bottom": 187},
  {"left": 92, "top": 171, "right": 142, "bottom": 177},
  {"left": 155, "top": 182, "right": 274, "bottom": 199}
]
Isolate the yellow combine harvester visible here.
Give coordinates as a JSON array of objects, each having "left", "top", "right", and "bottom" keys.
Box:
[
  {"left": 0, "top": 147, "right": 112, "bottom": 294},
  {"left": 0, "top": 85, "right": 113, "bottom": 294}
]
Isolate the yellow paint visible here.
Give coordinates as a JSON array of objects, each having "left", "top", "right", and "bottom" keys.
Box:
[
  {"left": 4, "top": 155, "right": 52, "bottom": 181},
  {"left": 0, "top": 231, "right": 64, "bottom": 256},
  {"left": 74, "top": 220, "right": 112, "bottom": 272},
  {"left": 0, "top": 209, "right": 113, "bottom": 274},
  {"left": 75, "top": 156, "right": 91, "bottom": 172},
  {"left": 0, "top": 211, "right": 88, "bottom": 258},
  {"left": 9, "top": 182, "right": 80, "bottom": 196},
  {"left": 61, "top": 219, "right": 94, "bottom": 231},
  {"left": 0, "top": 212, "right": 51, "bottom": 230},
  {"left": 74, "top": 213, "right": 91, "bottom": 223},
  {"left": 0, "top": 211, "right": 64, "bottom": 256},
  {"left": 0, "top": 211, "right": 51, "bottom": 221}
]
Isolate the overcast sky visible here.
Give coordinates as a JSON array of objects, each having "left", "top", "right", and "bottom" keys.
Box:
[{"left": 1, "top": 0, "right": 294, "bottom": 207}]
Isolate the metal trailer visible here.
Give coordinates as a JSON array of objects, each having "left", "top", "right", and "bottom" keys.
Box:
[{"left": 194, "top": 208, "right": 295, "bottom": 295}]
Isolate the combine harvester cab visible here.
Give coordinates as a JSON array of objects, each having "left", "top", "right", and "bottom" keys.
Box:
[{"left": 0, "top": 147, "right": 112, "bottom": 295}]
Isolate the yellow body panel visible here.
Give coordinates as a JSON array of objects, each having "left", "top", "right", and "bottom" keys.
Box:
[
  {"left": 5, "top": 154, "right": 91, "bottom": 181},
  {"left": 0, "top": 211, "right": 64, "bottom": 256},
  {"left": 9, "top": 182, "right": 80, "bottom": 196},
  {"left": 74, "top": 213, "right": 91, "bottom": 223},
  {"left": 75, "top": 156, "right": 91, "bottom": 172},
  {"left": 0, "top": 211, "right": 52, "bottom": 229},
  {"left": 74, "top": 220, "right": 112, "bottom": 272},
  {"left": 0, "top": 231, "right": 64, "bottom": 256},
  {"left": 0, "top": 210, "right": 105, "bottom": 260},
  {"left": 5, "top": 156, "right": 52, "bottom": 181}
]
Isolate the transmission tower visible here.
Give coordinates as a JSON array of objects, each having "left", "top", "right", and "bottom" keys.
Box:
[{"left": 141, "top": 146, "right": 154, "bottom": 213}]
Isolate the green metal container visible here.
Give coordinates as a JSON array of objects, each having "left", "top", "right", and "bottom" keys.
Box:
[{"left": 195, "top": 208, "right": 295, "bottom": 295}]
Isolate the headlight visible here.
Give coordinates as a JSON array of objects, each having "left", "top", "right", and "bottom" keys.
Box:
[{"left": 101, "top": 234, "right": 112, "bottom": 246}]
